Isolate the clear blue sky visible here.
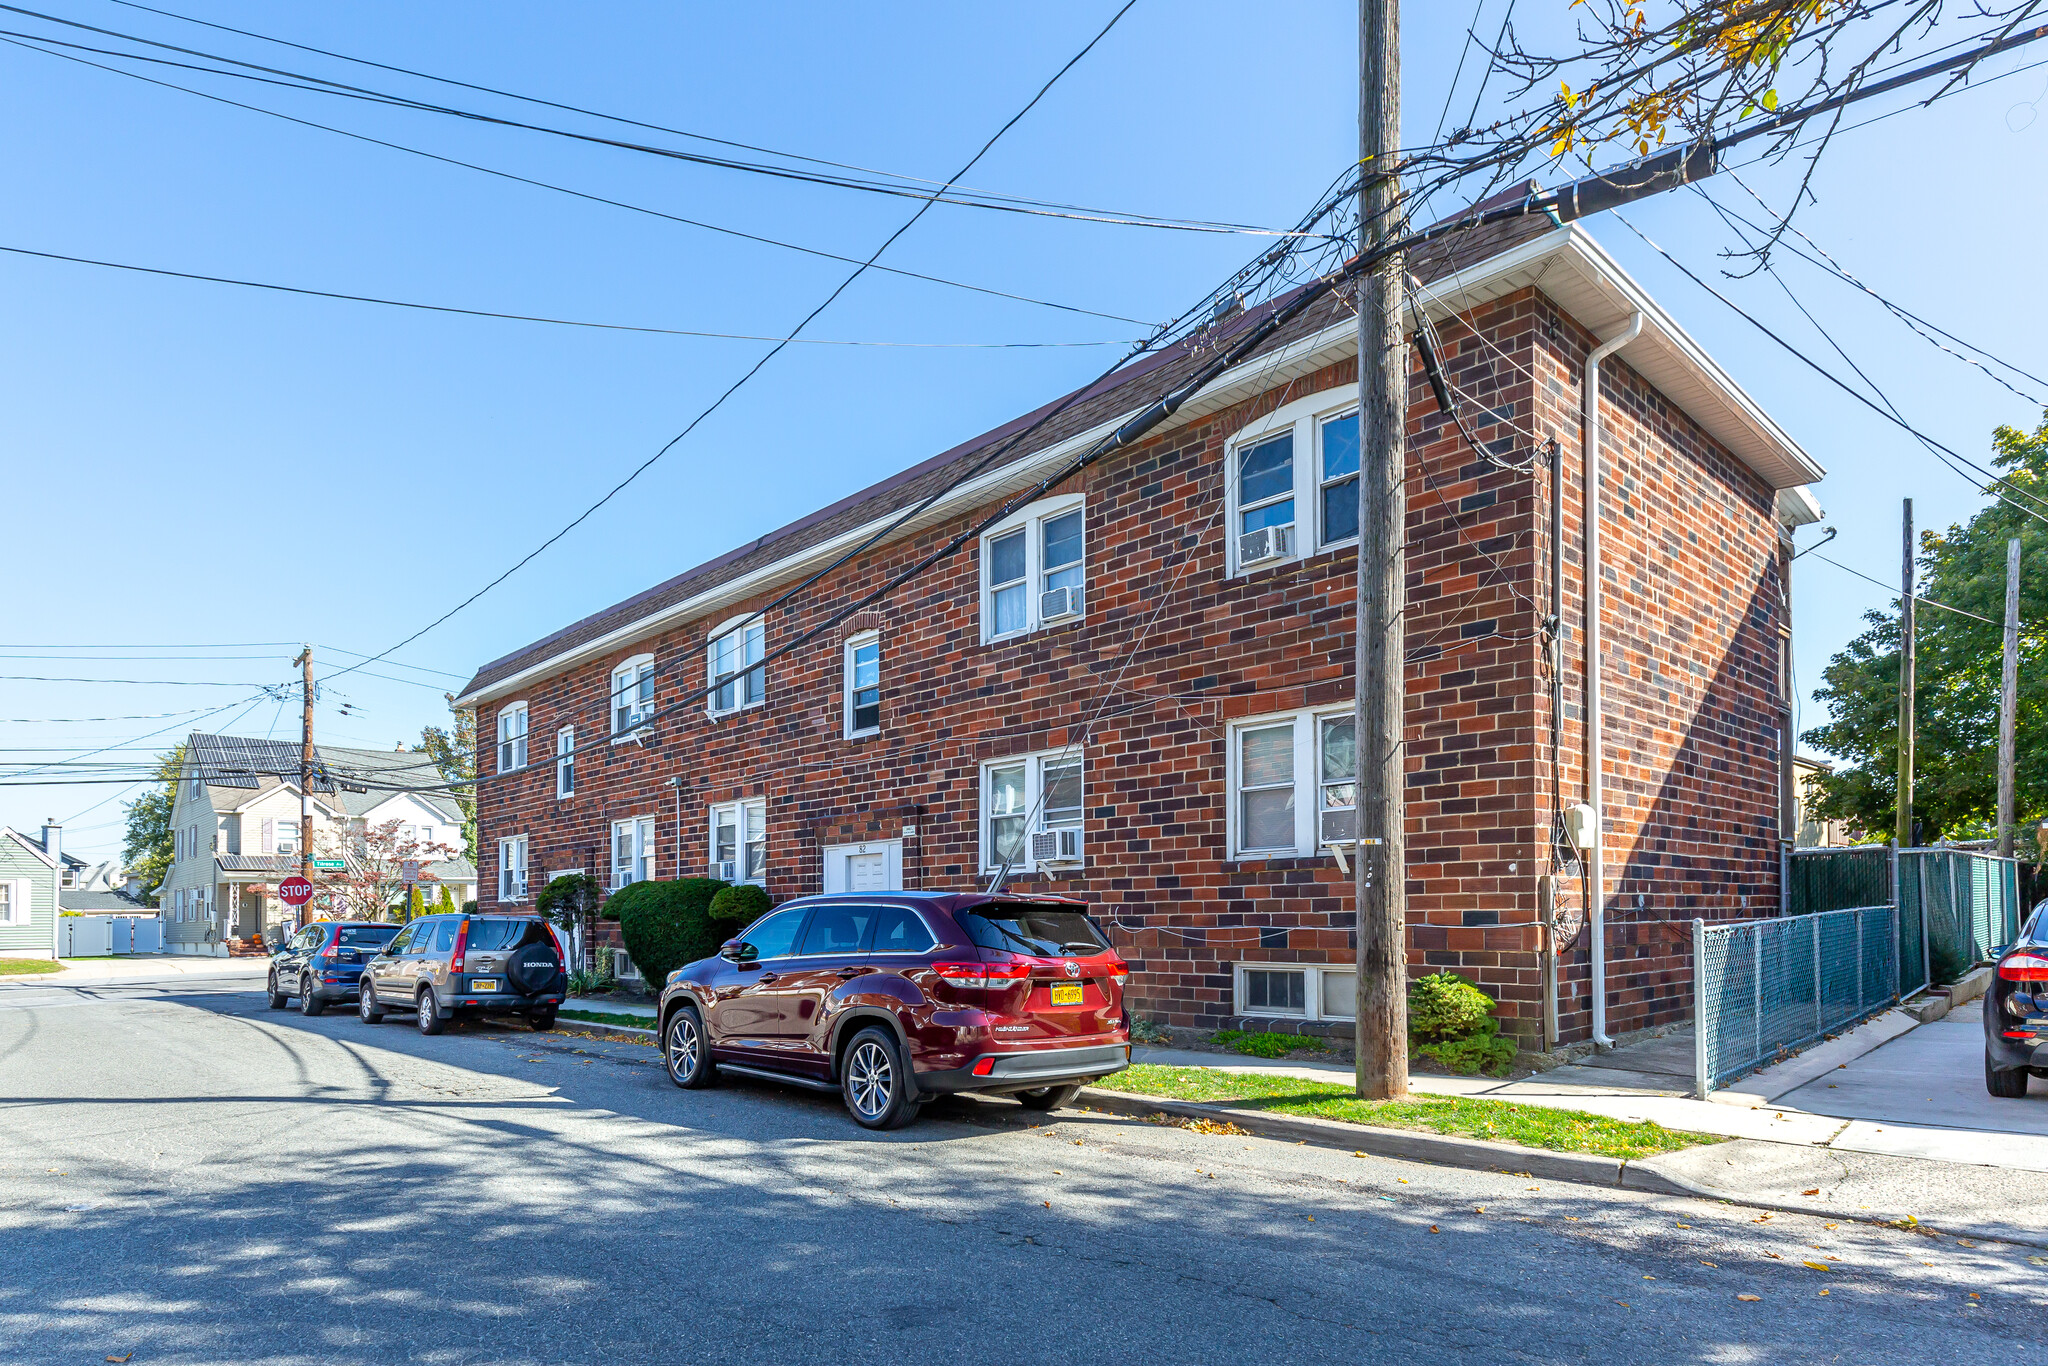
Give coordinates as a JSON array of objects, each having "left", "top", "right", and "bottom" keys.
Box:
[{"left": 3, "top": 1, "right": 2042, "bottom": 861}]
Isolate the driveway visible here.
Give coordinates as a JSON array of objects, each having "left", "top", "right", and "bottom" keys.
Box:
[{"left": 1776, "top": 1012, "right": 2048, "bottom": 1169}]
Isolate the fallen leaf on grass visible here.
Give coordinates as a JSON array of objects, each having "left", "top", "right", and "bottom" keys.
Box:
[
  {"left": 1736, "top": 1294, "right": 1761, "bottom": 1302},
  {"left": 1802, "top": 1188, "right": 1820, "bottom": 1196}
]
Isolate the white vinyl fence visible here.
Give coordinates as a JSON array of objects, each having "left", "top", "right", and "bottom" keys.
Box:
[{"left": 59, "top": 915, "right": 163, "bottom": 957}]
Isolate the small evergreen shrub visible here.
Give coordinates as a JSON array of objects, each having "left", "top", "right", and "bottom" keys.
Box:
[
  {"left": 1408, "top": 971, "right": 1496, "bottom": 1043},
  {"left": 1211, "top": 1029, "right": 1328, "bottom": 1059},
  {"left": 709, "top": 883, "right": 772, "bottom": 928},
  {"left": 536, "top": 873, "right": 602, "bottom": 931},
  {"left": 608, "top": 878, "right": 734, "bottom": 987}
]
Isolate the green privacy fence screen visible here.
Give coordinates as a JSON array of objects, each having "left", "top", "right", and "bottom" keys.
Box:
[
  {"left": 1692, "top": 905, "right": 1897, "bottom": 1096},
  {"left": 1786, "top": 845, "right": 1893, "bottom": 917},
  {"left": 1896, "top": 848, "right": 2023, "bottom": 986}
]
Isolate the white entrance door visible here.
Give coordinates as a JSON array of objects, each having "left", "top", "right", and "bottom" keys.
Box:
[{"left": 822, "top": 840, "right": 903, "bottom": 894}]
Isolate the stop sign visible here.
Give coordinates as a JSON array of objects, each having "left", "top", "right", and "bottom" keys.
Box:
[{"left": 277, "top": 875, "right": 315, "bottom": 908}]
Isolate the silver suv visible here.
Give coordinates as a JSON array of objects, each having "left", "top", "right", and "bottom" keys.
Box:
[{"left": 357, "top": 913, "right": 566, "bottom": 1035}]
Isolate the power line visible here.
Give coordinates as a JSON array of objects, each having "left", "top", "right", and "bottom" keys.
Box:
[
  {"left": 0, "top": 674, "right": 285, "bottom": 685},
  {"left": 319, "top": 0, "right": 1148, "bottom": 690},
  {"left": 1807, "top": 551, "right": 1997, "bottom": 625},
  {"left": 0, "top": 241, "right": 1133, "bottom": 346},
  {"left": 0, "top": 35, "right": 1156, "bottom": 328},
  {"left": 312, "top": 644, "right": 468, "bottom": 680},
  {"left": 0, "top": 8, "right": 1305, "bottom": 238}
]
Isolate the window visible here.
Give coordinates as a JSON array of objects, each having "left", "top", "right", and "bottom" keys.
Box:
[
  {"left": 845, "top": 634, "right": 881, "bottom": 737},
  {"left": 709, "top": 800, "right": 767, "bottom": 885},
  {"left": 274, "top": 819, "right": 300, "bottom": 858},
  {"left": 980, "top": 750, "right": 1084, "bottom": 872},
  {"left": 981, "top": 495, "right": 1087, "bottom": 641},
  {"left": 496, "top": 702, "right": 529, "bottom": 771},
  {"left": 735, "top": 907, "right": 806, "bottom": 960},
  {"left": 1229, "top": 707, "right": 1357, "bottom": 858},
  {"left": 959, "top": 902, "right": 1109, "bottom": 956},
  {"left": 1226, "top": 395, "right": 1364, "bottom": 573},
  {"left": 798, "top": 903, "right": 880, "bottom": 957},
  {"left": 1234, "top": 963, "right": 1357, "bottom": 1021},
  {"left": 556, "top": 725, "right": 576, "bottom": 798},
  {"left": 869, "top": 905, "right": 935, "bottom": 955},
  {"left": 611, "top": 816, "right": 655, "bottom": 890},
  {"left": 707, "top": 621, "right": 765, "bottom": 715},
  {"left": 498, "top": 835, "right": 529, "bottom": 901},
  {"left": 611, "top": 655, "right": 656, "bottom": 735},
  {"left": 222, "top": 814, "right": 241, "bottom": 856},
  {"left": 0, "top": 880, "right": 22, "bottom": 926}
]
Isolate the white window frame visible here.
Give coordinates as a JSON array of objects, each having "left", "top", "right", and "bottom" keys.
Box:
[
  {"left": 1224, "top": 392, "right": 1362, "bottom": 575},
  {"left": 496, "top": 701, "right": 530, "bottom": 772},
  {"left": 979, "top": 493, "right": 1087, "bottom": 643},
  {"left": 0, "top": 879, "right": 26, "bottom": 926},
  {"left": 273, "top": 818, "right": 300, "bottom": 859},
  {"left": 844, "top": 632, "right": 881, "bottom": 739},
  {"left": 556, "top": 725, "right": 576, "bottom": 798},
  {"left": 611, "top": 654, "right": 657, "bottom": 738},
  {"left": 611, "top": 816, "right": 656, "bottom": 891},
  {"left": 1226, "top": 705, "right": 1357, "bottom": 859},
  {"left": 498, "top": 835, "right": 529, "bottom": 902},
  {"left": 708, "top": 799, "right": 767, "bottom": 886},
  {"left": 978, "top": 748, "right": 1085, "bottom": 874},
  {"left": 1232, "top": 962, "right": 1358, "bottom": 1021},
  {"left": 705, "top": 619, "right": 766, "bottom": 717}
]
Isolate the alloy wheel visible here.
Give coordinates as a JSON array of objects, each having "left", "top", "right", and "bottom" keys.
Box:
[
  {"left": 667, "top": 1014, "right": 700, "bottom": 1084},
  {"left": 846, "top": 1040, "right": 892, "bottom": 1119}
]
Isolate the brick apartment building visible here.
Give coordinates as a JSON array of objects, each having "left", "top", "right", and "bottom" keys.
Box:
[{"left": 455, "top": 212, "right": 1823, "bottom": 1047}]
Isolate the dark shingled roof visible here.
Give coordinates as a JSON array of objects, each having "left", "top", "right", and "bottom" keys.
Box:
[{"left": 458, "top": 202, "right": 1557, "bottom": 701}]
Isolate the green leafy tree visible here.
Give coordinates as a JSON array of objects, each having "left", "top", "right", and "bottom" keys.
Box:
[
  {"left": 607, "top": 878, "right": 736, "bottom": 987},
  {"left": 419, "top": 699, "right": 476, "bottom": 861},
  {"left": 120, "top": 745, "right": 184, "bottom": 907},
  {"left": 1804, "top": 412, "right": 2048, "bottom": 845}
]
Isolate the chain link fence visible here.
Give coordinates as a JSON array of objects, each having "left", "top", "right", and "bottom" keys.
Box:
[
  {"left": 1897, "top": 848, "right": 2023, "bottom": 987},
  {"left": 1693, "top": 904, "right": 1897, "bottom": 1096},
  {"left": 1786, "top": 845, "right": 1893, "bottom": 917}
]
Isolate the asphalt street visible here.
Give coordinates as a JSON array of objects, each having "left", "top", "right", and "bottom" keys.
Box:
[{"left": 1, "top": 964, "right": 2041, "bottom": 1364}]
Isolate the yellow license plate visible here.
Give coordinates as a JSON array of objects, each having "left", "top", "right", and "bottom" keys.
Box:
[
  {"left": 471, "top": 979, "right": 499, "bottom": 992},
  {"left": 1049, "top": 983, "right": 1084, "bottom": 1006}
]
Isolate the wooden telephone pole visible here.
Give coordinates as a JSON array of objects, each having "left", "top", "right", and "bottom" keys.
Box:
[
  {"left": 1353, "top": 0, "right": 1409, "bottom": 1100},
  {"left": 1895, "top": 501, "right": 1915, "bottom": 849},
  {"left": 2000, "top": 537, "right": 2021, "bottom": 858},
  {"left": 294, "top": 647, "right": 315, "bottom": 886}
]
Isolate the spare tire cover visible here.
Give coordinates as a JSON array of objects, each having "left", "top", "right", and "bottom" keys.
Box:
[{"left": 507, "top": 941, "right": 561, "bottom": 996}]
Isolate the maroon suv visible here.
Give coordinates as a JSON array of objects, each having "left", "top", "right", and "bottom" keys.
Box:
[{"left": 656, "top": 892, "right": 1131, "bottom": 1128}]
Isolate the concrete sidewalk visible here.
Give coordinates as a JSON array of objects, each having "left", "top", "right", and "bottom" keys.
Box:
[{"left": 0, "top": 955, "right": 267, "bottom": 984}]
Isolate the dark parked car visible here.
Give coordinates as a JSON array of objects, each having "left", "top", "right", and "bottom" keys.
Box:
[
  {"left": 267, "top": 920, "right": 402, "bottom": 1015},
  {"left": 1986, "top": 903, "right": 2048, "bottom": 1097},
  {"left": 656, "top": 891, "right": 1131, "bottom": 1129},
  {"left": 357, "top": 913, "right": 567, "bottom": 1035}
]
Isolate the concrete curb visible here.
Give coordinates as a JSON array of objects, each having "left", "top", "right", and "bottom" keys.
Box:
[
  {"left": 1074, "top": 1086, "right": 1695, "bottom": 1194},
  {"left": 555, "top": 1016, "right": 656, "bottom": 1042}
]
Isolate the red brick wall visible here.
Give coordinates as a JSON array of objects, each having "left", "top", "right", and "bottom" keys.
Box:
[{"left": 472, "top": 285, "right": 1785, "bottom": 1046}]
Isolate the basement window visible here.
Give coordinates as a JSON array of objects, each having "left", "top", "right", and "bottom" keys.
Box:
[{"left": 1234, "top": 963, "right": 1357, "bottom": 1021}]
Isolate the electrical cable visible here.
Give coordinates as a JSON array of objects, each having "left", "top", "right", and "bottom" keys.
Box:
[
  {"left": 0, "top": 8, "right": 1308, "bottom": 237},
  {"left": 319, "top": 0, "right": 1149, "bottom": 691},
  {"left": 0, "top": 35, "right": 1155, "bottom": 328},
  {"left": 0, "top": 241, "right": 1133, "bottom": 346},
  {"left": 0, "top": 674, "right": 282, "bottom": 685},
  {"left": 1807, "top": 551, "right": 1996, "bottom": 624}
]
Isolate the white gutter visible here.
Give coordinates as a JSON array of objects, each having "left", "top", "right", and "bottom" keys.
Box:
[{"left": 1585, "top": 311, "right": 1642, "bottom": 1049}]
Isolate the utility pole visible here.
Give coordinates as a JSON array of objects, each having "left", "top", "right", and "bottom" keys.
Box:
[
  {"left": 1353, "top": 0, "right": 1408, "bottom": 1100},
  {"left": 294, "top": 646, "right": 315, "bottom": 888},
  {"left": 2000, "top": 537, "right": 2021, "bottom": 858},
  {"left": 1896, "top": 501, "right": 1915, "bottom": 849}
]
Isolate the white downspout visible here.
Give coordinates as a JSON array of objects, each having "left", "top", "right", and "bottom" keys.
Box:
[{"left": 1585, "top": 311, "right": 1642, "bottom": 1048}]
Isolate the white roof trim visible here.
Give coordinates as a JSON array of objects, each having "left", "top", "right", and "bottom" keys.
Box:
[
  {"left": 457, "top": 224, "right": 1821, "bottom": 709},
  {"left": 1, "top": 827, "right": 58, "bottom": 868}
]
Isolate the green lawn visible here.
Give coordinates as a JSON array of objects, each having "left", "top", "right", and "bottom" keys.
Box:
[
  {"left": 560, "top": 1008, "right": 656, "bottom": 1030},
  {"left": 0, "top": 958, "right": 64, "bottom": 975},
  {"left": 1095, "top": 1065, "right": 1715, "bottom": 1160}
]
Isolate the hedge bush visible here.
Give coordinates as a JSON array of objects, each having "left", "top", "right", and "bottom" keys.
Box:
[
  {"left": 708, "top": 883, "right": 773, "bottom": 928},
  {"left": 607, "top": 878, "right": 734, "bottom": 987},
  {"left": 1408, "top": 970, "right": 1495, "bottom": 1043}
]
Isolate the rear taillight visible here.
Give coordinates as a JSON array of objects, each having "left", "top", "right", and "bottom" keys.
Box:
[
  {"left": 451, "top": 918, "right": 471, "bottom": 974},
  {"left": 932, "top": 962, "right": 1031, "bottom": 990},
  {"left": 1107, "top": 954, "right": 1129, "bottom": 986},
  {"left": 2001, "top": 953, "right": 2048, "bottom": 981}
]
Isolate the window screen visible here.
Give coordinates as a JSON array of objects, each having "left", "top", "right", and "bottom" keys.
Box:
[{"left": 1244, "top": 968, "right": 1306, "bottom": 1012}]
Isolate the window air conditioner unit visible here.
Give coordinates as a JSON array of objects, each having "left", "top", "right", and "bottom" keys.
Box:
[
  {"left": 1318, "top": 807, "right": 1358, "bottom": 847},
  {"left": 714, "top": 859, "right": 738, "bottom": 883},
  {"left": 1040, "top": 584, "right": 1085, "bottom": 622},
  {"left": 614, "top": 949, "right": 641, "bottom": 981},
  {"left": 1030, "top": 827, "right": 1084, "bottom": 865},
  {"left": 1238, "top": 522, "right": 1295, "bottom": 566}
]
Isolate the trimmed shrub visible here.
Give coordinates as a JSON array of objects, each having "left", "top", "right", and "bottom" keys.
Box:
[
  {"left": 536, "top": 873, "right": 602, "bottom": 931},
  {"left": 708, "top": 883, "right": 773, "bottom": 928},
  {"left": 609, "top": 878, "right": 734, "bottom": 987},
  {"left": 1408, "top": 971, "right": 1495, "bottom": 1043}
]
